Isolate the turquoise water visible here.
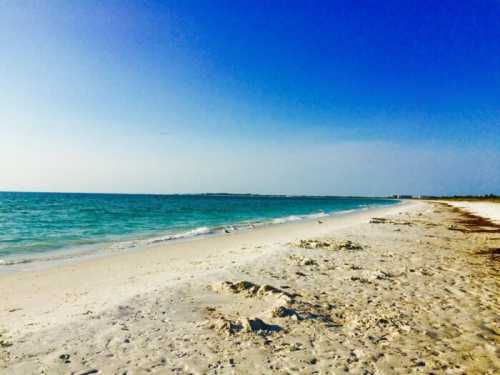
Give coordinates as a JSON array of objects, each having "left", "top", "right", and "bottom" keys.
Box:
[{"left": 0, "top": 192, "right": 398, "bottom": 265}]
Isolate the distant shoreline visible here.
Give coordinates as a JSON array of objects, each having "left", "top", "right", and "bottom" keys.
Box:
[{"left": 0, "top": 190, "right": 400, "bottom": 199}]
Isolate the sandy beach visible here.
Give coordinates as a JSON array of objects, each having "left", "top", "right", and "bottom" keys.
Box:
[
  {"left": 1, "top": 200, "right": 499, "bottom": 374},
  {"left": 441, "top": 201, "right": 500, "bottom": 224}
]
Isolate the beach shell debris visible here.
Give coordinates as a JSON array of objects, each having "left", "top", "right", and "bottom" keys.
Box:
[
  {"left": 271, "top": 305, "right": 301, "bottom": 320},
  {"left": 0, "top": 330, "right": 12, "bottom": 348},
  {"left": 289, "top": 254, "right": 318, "bottom": 266},
  {"left": 370, "top": 217, "right": 412, "bottom": 225},
  {"left": 291, "top": 239, "right": 363, "bottom": 251},
  {"left": 211, "top": 280, "right": 295, "bottom": 303},
  {"left": 205, "top": 310, "right": 281, "bottom": 336}
]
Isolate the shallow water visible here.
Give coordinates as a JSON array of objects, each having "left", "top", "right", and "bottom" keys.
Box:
[{"left": 0, "top": 192, "right": 398, "bottom": 265}]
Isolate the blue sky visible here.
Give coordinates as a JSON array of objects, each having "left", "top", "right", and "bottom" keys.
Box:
[{"left": 1, "top": 1, "right": 499, "bottom": 195}]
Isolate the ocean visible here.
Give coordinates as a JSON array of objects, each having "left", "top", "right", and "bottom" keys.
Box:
[{"left": 0, "top": 192, "right": 398, "bottom": 267}]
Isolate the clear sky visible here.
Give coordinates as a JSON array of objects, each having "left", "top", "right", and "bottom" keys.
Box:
[{"left": 1, "top": 1, "right": 499, "bottom": 195}]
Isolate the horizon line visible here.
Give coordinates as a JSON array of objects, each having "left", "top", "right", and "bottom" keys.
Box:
[{"left": 0, "top": 190, "right": 401, "bottom": 199}]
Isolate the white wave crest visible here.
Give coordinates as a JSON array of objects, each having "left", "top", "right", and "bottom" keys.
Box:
[
  {"left": 146, "top": 226, "right": 212, "bottom": 244},
  {"left": 0, "top": 258, "right": 33, "bottom": 266},
  {"left": 271, "top": 212, "right": 329, "bottom": 224}
]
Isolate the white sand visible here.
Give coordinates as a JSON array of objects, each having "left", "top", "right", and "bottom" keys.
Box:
[
  {"left": 442, "top": 201, "right": 500, "bottom": 224},
  {"left": 1, "top": 200, "right": 499, "bottom": 374},
  {"left": 0, "top": 203, "right": 409, "bottom": 333}
]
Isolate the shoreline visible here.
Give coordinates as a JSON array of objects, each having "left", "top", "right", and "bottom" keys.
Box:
[
  {"left": 0, "top": 201, "right": 412, "bottom": 333},
  {"left": 2, "top": 199, "right": 499, "bottom": 374},
  {"left": 0, "top": 201, "right": 401, "bottom": 274}
]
